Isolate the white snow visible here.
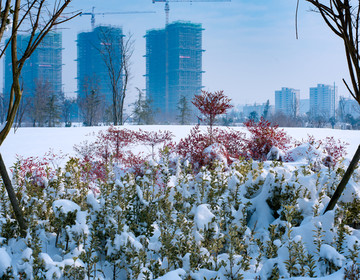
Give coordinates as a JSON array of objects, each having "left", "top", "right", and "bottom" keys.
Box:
[
  {"left": 52, "top": 199, "right": 80, "bottom": 216},
  {"left": 155, "top": 268, "right": 186, "bottom": 280},
  {"left": 320, "top": 244, "right": 346, "bottom": 267},
  {"left": 194, "top": 204, "right": 215, "bottom": 231},
  {"left": 0, "top": 248, "right": 11, "bottom": 277}
]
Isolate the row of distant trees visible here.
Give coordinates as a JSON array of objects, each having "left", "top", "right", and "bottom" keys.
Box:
[
  {"left": 0, "top": 86, "right": 195, "bottom": 127},
  {"left": 241, "top": 106, "right": 360, "bottom": 129},
  {"left": 2, "top": 88, "right": 359, "bottom": 129}
]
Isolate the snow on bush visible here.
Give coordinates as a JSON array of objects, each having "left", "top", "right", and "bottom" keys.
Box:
[{"left": 0, "top": 124, "right": 358, "bottom": 279}]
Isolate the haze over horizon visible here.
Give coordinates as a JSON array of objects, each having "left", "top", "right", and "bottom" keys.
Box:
[{"left": 1, "top": 0, "right": 353, "bottom": 108}]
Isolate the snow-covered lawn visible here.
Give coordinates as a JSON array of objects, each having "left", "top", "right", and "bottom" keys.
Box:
[{"left": 1, "top": 125, "right": 359, "bottom": 167}]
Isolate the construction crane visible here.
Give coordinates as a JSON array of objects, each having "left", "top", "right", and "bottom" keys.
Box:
[
  {"left": 152, "top": 0, "right": 231, "bottom": 26},
  {"left": 80, "top": 7, "right": 156, "bottom": 30}
]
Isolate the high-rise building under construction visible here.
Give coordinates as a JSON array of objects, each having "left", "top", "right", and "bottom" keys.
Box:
[
  {"left": 3, "top": 32, "right": 62, "bottom": 122},
  {"left": 145, "top": 21, "right": 203, "bottom": 123},
  {"left": 77, "top": 26, "right": 123, "bottom": 108}
]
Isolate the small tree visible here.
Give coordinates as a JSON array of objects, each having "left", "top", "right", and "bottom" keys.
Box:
[
  {"left": 46, "top": 93, "right": 62, "bottom": 127},
  {"left": 177, "top": 95, "right": 192, "bottom": 125},
  {"left": 0, "top": 0, "right": 78, "bottom": 237},
  {"left": 262, "top": 99, "right": 270, "bottom": 119},
  {"left": 62, "top": 97, "right": 76, "bottom": 127},
  {"left": 248, "top": 111, "right": 259, "bottom": 122},
  {"left": 132, "top": 88, "right": 154, "bottom": 125},
  {"left": 192, "top": 90, "right": 233, "bottom": 143},
  {"left": 78, "top": 77, "right": 104, "bottom": 126}
]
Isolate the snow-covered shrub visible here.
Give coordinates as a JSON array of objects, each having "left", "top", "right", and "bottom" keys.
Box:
[
  {"left": 2, "top": 127, "right": 360, "bottom": 280},
  {"left": 74, "top": 127, "right": 174, "bottom": 180},
  {"left": 177, "top": 125, "right": 246, "bottom": 169},
  {"left": 12, "top": 150, "right": 64, "bottom": 189},
  {"left": 288, "top": 135, "right": 349, "bottom": 168},
  {"left": 244, "top": 117, "right": 291, "bottom": 161}
]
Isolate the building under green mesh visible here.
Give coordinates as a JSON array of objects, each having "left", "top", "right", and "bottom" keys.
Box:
[
  {"left": 77, "top": 26, "right": 123, "bottom": 109},
  {"left": 145, "top": 21, "right": 204, "bottom": 123},
  {"left": 3, "top": 32, "right": 62, "bottom": 123}
]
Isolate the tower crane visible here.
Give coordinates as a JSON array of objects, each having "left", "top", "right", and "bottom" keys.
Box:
[
  {"left": 152, "top": 0, "right": 231, "bottom": 26},
  {"left": 80, "top": 7, "right": 156, "bottom": 30}
]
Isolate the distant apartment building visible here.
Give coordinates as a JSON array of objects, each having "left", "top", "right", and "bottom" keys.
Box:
[
  {"left": 309, "top": 84, "right": 338, "bottom": 119},
  {"left": 145, "top": 21, "right": 203, "bottom": 123},
  {"left": 275, "top": 87, "right": 300, "bottom": 117},
  {"left": 77, "top": 25, "right": 123, "bottom": 108},
  {"left": 3, "top": 32, "right": 62, "bottom": 122}
]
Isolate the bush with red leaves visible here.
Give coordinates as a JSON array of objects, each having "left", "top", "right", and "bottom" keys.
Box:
[
  {"left": 136, "top": 129, "right": 174, "bottom": 159},
  {"left": 244, "top": 117, "right": 291, "bottom": 161},
  {"left": 12, "top": 151, "right": 65, "bottom": 188},
  {"left": 177, "top": 125, "right": 247, "bottom": 169},
  {"left": 192, "top": 90, "right": 234, "bottom": 142},
  {"left": 322, "top": 136, "right": 349, "bottom": 165},
  {"left": 74, "top": 127, "right": 174, "bottom": 179}
]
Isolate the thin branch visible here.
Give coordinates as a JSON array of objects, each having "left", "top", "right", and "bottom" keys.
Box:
[{"left": 296, "top": 0, "right": 300, "bottom": 39}]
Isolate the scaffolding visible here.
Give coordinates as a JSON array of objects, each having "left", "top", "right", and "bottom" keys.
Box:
[
  {"left": 145, "top": 21, "right": 204, "bottom": 122},
  {"left": 77, "top": 26, "right": 124, "bottom": 107},
  {"left": 3, "top": 32, "right": 62, "bottom": 123}
]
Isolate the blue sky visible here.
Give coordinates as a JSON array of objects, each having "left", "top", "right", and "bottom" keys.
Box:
[{"left": 6, "top": 0, "right": 352, "bottom": 107}]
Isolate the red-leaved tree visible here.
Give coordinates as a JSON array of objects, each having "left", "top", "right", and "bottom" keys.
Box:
[{"left": 192, "top": 90, "right": 233, "bottom": 143}]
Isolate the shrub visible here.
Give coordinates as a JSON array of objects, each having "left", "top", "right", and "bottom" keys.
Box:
[
  {"left": 244, "top": 117, "right": 291, "bottom": 161},
  {"left": 12, "top": 151, "right": 64, "bottom": 188},
  {"left": 74, "top": 127, "right": 174, "bottom": 179},
  {"left": 177, "top": 125, "right": 246, "bottom": 169}
]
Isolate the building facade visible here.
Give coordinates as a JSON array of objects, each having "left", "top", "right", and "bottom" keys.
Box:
[
  {"left": 309, "top": 84, "right": 338, "bottom": 119},
  {"left": 275, "top": 87, "right": 300, "bottom": 117},
  {"left": 145, "top": 21, "right": 203, "bottom": 123},
  {"left": 3, "top": 32, "right": 62, "bottom": 123},
  {"left": 77, "top": 25, "right": 123, "bottom": 108}
]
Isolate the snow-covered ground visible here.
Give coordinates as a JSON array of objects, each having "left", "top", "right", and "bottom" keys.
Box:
[{"left": 1, "top": 125, "right": 359, "bottom": 167}]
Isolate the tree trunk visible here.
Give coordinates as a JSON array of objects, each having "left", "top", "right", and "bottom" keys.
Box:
[
  {"left": 0, "top": 153, "right": 27, "bottom": 237},
  {"left": 324, "top": 144, "right": 360, "bottom": 213}
]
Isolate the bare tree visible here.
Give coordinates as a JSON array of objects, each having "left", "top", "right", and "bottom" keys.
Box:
[
  {"left": 78, "top": 77, "right": 104, "bottom": 126},
  {"left": 97, "top": 27, "right": 134, "bottom": 125},
  {"left": 30, "top": 78, "right": 51, "bottom": 126},
  {"left": 62, "top": 97, "right": 76, "bottom": 127},
  {"left": 46, "top": 92, "right": 62, "bottom": 127},
  {"left": 0, "top": 0, "right": 78, "bottom": 236},
  {"left": 301, "top": 0, "right": 360, "bottom": 212}
]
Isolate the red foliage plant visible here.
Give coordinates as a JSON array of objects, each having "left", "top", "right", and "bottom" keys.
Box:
[
  {"left": 177, "top": 125, "right": 247, "bottom": 169},
  {"left": 12, "top": 151, "right": 65, "bottom": 188},
  {"left": 74, "top": 127, "right": 174, "bottom": 179},
  {"left": 244, "top": 117, "right": 291, "bottom": 161},
  {"left": 135, "top": 129, "right": 174, "bottom": 159},
  {"left": 192, "top": 90, "right": 234, "bottom": 142}
]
